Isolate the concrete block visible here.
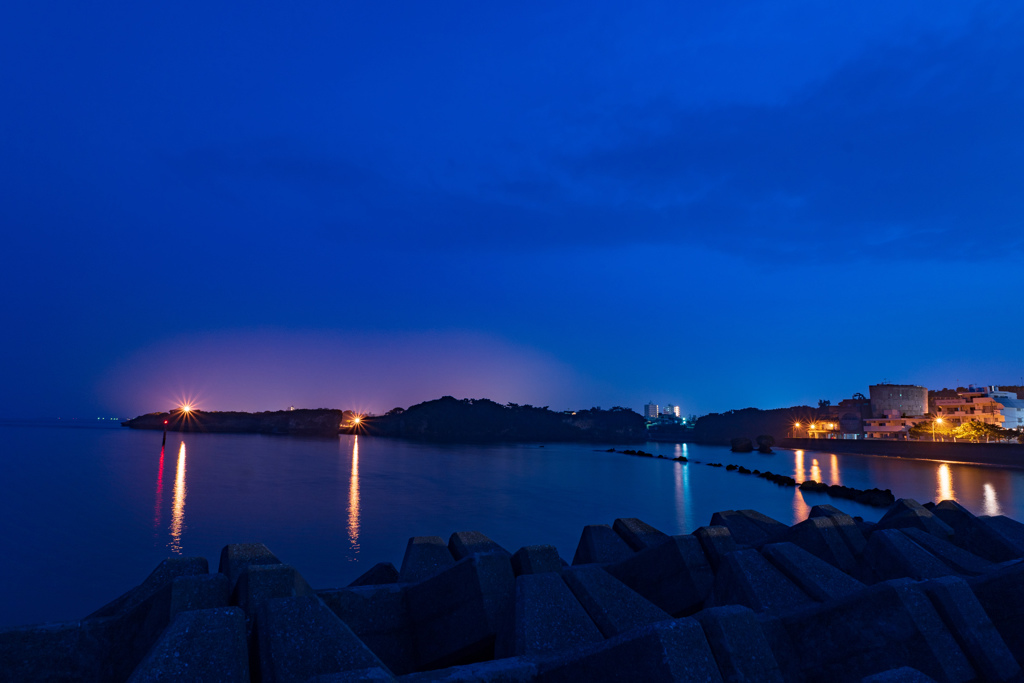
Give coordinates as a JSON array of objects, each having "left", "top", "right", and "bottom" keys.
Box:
[
  {"left": 561, "top": 565, "right": 670, "bottom": 638},
  {"left": 931, "top": 501, "right": 1023, "bottom": 562},
  {"left": 968, "top": 560, "right": 1024, "bottom": 663},
  {"left": 605, "top": 535, "right": 714, "bottom": 616},
  {"left": 979, "top": 515, "right": 1024, "bottom": 556},
  {"left": 861, "top": 668, "right": 938, "bottom": 683},
  {"left": 611, "top": 517, "right": 670, "bottom": 551},
  {"left": 399, "top": 536, "right": 456, "bottom": 583},
  {"left": 255, "top": 595, "right": 388, "bottom": 683},
  {"left": 510, "top": 544, "right": 562, "bottom": 576},
  {"left": 318, "top": 584, "right": 415, "bottom": 676},
  {"left": 694, "top": 605, "right": 783, "bottom": 683},
  {"left": 218, "top": 543, "right": 281, "bottom": 592},
  {"left": 765, "top": 578, "right": 973, "bottom": 683},
  {"left": 400, "top": 657, "right": 537, "bottom": 682},
  {"left": 233, "top": 564, "right": 315, "bottom": 622},
  {"left": 876, "top": 499, "right": 954, "bottom": 540},
  {"left": 899, "top": 528, "right": 992, "bottom": 576},
  {"left": 169, "top": 572, "right": 230, "bottom": 621},
  {"left": 921, "top": 576, "right": 1020, "bottom": 683},
  {"left": 78, "top": 556, "right": 210, "bottom": 681},
  {"left": 695, "top": 525, "right": 740, "bottom": 571},
  {"left": 126, "top": 607, "right": 248, "bottom": 683},
  {"left": 783, "top": 516, "right": 858, "bottom": 574},
  {"left": 0, "top": 616, "right": 120, "bottom": 683},
  {"left": 448, "top": 531, "right": 510, "bottom": 560},
  {"left": 348, "top": 562, "right": 399, "bottom": 587},
  {"left": 863, "top": 530, "right": 956, "bottom": 582},
  {"left": 810, "top": 504, "right": 868, "bottom": 555},
  {"left": 713, "top": 548, "right": 811, "bottom": 613},
  {"left": 762, "top": 542, "right": 865, "bottom": 602},
  {"left": 406, "top": 551, "right": 515, "bottom": 670},
  {"left": 571, "top": 524, "right": 634, "bottom": 565},
  {"left": 709, "top": 510, "right": 787, "bottom": 547},
  {"left": 496, "top": 572, "right": 602, "bottom": 659},
  {"left": 88, "top": 556, "right": 210, "bottom": 619},
  {"left": 537, "top": 618, "right": 722, "bottom": 683}
]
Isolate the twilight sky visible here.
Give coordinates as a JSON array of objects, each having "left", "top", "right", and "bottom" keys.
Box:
[{"left": 2, "top": 2, "right": 1022, "bottom": 419}]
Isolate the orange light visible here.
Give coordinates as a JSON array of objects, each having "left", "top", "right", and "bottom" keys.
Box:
[
  {"left": 353, "top": 416, "right": 362, "bottom": 425},
  {"left": 181, "top": 404, "right": 192, "bottom": 413},
  {"left": 794, "top": 422, "right": 801, "bottom": 428}
]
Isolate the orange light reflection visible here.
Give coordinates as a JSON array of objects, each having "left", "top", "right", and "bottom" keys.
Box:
[
  {"left": 168, "top": 441, "right": 187, "bottom": 554},
  {"left": 936, "top": 463, "right": 955, "bottom": 503},
  {"left": 347, "top": 436, "right": 360, "bottom": 557}
]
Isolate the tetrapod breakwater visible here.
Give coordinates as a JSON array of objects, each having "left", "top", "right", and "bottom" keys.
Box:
[{"left": 3, "top": 498, "right": 1024, "bottom": 682}]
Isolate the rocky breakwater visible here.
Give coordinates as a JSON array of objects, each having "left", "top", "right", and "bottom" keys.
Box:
[
  {"left": 6, "top": 500, "right": 1024, "bottom": 682},
  {"left": 122, "top": 408, "right": 345, "bottom": 437}
]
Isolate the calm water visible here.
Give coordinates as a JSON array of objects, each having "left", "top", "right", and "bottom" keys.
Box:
[{"left": 2, "top": 421, "right": 1023, "bottom": 628}]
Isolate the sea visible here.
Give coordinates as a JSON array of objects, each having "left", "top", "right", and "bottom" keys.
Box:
[{"left": 2, "top": 419, "right": 1022, "bottom": 628}]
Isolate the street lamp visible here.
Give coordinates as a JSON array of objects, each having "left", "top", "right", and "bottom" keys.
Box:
[{"left": 934, "top": 417, "right": 944, "bottom": 442}]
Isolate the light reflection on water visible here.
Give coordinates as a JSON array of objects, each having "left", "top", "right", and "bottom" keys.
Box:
[
  {"left": 792, "top": 487, "right": 811, "bottom": 520},
  {"left": 937, "top": 463, "right": 955, "bottom": 503},
  {"left": 7, "top": 423, "right": 1024, "bottom": 629},
  {"left": 153, "top": 445, "right": 165, "bottom": 535},
  {"left": 673, "top": 443, "right": 693, "bottom": 531},
  {"left": 168, "top": 442, "right": 187, "bottom": 555},
  {"left": 984, "top": 483, "right": 1002, "bottom": 516},
  {"left": 348, "top": 436, "right": 360, "bottom": 557},
  {"left": 810, "top": 458, "right": 822, "bottom": 485}
]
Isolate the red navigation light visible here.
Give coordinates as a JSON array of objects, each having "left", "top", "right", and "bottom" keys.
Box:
[{"left": 164, "top": 420, "right": 169, "bottom": 424}]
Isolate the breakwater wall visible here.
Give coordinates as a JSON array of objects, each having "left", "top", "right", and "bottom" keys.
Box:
[
  {"left": 4, "top": 499, "right": 1024, "bottom": 682},
  {"left": 779, "top": 437, "right": 1024, "bottom": 469}
]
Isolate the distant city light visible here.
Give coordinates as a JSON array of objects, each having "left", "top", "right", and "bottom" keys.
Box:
[
  {"left": 181, "top": 405, "right": 193, "bottom": 413},
  {"left": 352, "top": 416, "right": 362, "bottom": 424},
  {"left": 794, "top": 422, "right": 800, "bottom": 427}
]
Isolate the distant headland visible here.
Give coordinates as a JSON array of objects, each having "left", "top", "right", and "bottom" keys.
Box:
[
  {"left": 122, "top": 408, "right": 346, "bottom": 437},
  {"left": 122, "top": 397, "right": 648, "bottom": 443},
  {"left": 352, "top": 396, "right": 647, "bottom": 443}
]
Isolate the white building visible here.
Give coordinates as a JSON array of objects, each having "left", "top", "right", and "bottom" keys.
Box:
[
  {"left": 662, "top": 404, "right": 681, "bottom": 418},
  {"left": 644, "top": 403, "right": 659, "bottom": 419},
  {"left": 990, "top": 391, "right": 1024, "bottom": 431}
]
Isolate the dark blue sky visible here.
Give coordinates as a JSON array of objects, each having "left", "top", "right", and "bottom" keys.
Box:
[{"left": 2, "top": 2, "right": 1022, "bottom": 418}]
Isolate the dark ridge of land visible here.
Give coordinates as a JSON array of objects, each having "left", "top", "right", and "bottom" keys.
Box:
[
  {"left": 780, "top": 437, "right": 1024, "bottom": 469},
  {"left": 355, "top": 396, "right": 647, "bottom": 443},
  {"left": 692, "top": 405, "right": 816, "bottom": 446},
  {"left": 121, "top": 409, "right": 346, "bottom": 437}
]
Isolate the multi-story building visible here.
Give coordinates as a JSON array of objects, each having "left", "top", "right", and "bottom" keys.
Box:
[
  {"left": 644, "top": 403, "right": 659, "bottom": 420},
  {"left": 662, "top": 404, "right": 681, "bottom": 418},
  {"left": 864, "top": 410, "right": 927, "bottom": 440},
  {"left": 990, "top": 391, "right": 1024, "bottom": 431},
  {"left": 869, "top": 384, "right": 929, "bottom": 419},
  {"left": 934, "top": 394, "right": 1005, "bottom": 429}
]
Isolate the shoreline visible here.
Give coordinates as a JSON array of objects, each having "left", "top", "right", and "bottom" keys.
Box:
[{"left": 774, "top": 437, "right": 1024, "bottom": 470}]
